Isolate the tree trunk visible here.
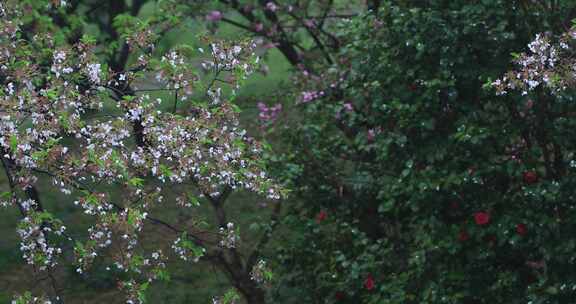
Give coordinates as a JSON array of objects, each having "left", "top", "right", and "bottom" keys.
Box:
[{"left": 239, "top": 282, "right": 266, "bottom": 304}]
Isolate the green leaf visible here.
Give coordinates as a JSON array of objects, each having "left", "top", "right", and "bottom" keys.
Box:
[
  {"left": 230, "top": 103, "right": 242, "bottom": 113},
  {"left": 138, "top": 282, "right": 149, "bottom": 303},
  {"left": 128, "top": 177, "right": 145, "bottom": 188},
  {"left": 0, "top": 191, "right": 11, "bottom": 200},
  {"left": 9, "top": 135, "right": 18, "bottom": 153},
  {"left": 186, "top": 192, "right": 201, "bottom": 206},
  {"left": 159, "top": 164, "right": 173, "bottom": 177},
  {"left": 222, "top": 289, "right": 240, "bottom": 304},
  {"left": 80, "top": 34, "right": 97, "bottom": 45}
]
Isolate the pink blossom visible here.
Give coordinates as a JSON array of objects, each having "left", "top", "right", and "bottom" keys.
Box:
[
  {"left": 265, "top": 2, "right": 277, "bottom": 12},
  {"left": 367, "top": 129, "right": 376, "bottom": 142},
  {"left": 206, "top": 10, "right": 222, "bottom": 22},
  {"left": 300, "top": 91, "right": 324, "bottom": 103},
  {"left": 336, "top": 103, "right": 354, "bottom": 119},
  {"left": 258, "top": 102, "right": 282, "bottom": 124}
]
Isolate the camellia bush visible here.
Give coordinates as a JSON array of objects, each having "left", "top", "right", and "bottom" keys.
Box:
[
  {"left": 266, "top": 1, "right": 576, "bottom": 303},
  {"left": 0, "top": 1, "right": 283, "bottom": 303}
]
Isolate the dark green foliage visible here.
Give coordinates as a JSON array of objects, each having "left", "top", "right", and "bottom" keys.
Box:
[{"left": 270, "top": 1, "right": 576, "bottom": 303}]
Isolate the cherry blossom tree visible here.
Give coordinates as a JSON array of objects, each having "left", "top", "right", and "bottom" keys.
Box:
[{"left": 1, "top": 1, "right": 282, "bottom": 303}]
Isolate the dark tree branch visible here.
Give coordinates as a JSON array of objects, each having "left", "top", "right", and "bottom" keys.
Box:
[{"left": 219, "top": 0, "right": 302, "bottom": 67}]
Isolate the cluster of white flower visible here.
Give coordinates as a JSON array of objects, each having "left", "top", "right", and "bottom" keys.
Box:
[
  {"left": 202, "top": 40, "right": 261, "bottom": 90},
  {"left": 86, "top": 63, "right": 102, "bottom": 84},
  {"left": 50, "top": 50, "right": 73, "bottom": 79},
  {"left": 73, "top": 195, "right": 113, "bottom": 216},
  {"left": 88, "top": 224, "right": 112, "bottom": 248},
  {"left": 493, "top": 32, "right": 575, "bottom": 96},
  {"left": 82, "top": 120, "right": 131, "bottom": 148},
  {"left": 16, "top": 209, "right": 65, "bottom": 271},
  {"left": 250, "top": 259, "right": 270, "bottom": 284},
  {"left": 171, "top": 237, "right": 188, "bottom": 260},
  {"left": 171, "top": 237, "right": 205, "bottom": 262},
  {"left": 140, "top": 250, "right": 168, "bottom": 282},
  {"left": 119, "top": 280, "right": 146, "bottom": 304},
  {"left": 155, "top": 51, "right": 194, "bottom": 92},
  {"left": 11, "top": 295, "right": 53, "bottom": 304},
  {"left": 6, "top": 82, "right": 15, "bottom": 96},
  {"left": 124, "top": 105, "right": 282, "bottom": 199},
  {"left": 208, "top": 43, "right": 240, "bottom": 71},
  {"left": 219, "top": 222, "right": 239, "bottom": 249},
  {"left": 207, "top": 87, "right": 222, "bottom": 105},
  {"left": 0, "top": 199, "right": 11, "bottom": 208}
]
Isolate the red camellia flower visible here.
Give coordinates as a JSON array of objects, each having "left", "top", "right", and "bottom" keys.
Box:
[
  {"left": 335, "top": 291, "right": 345, "bottom": 301},
  {"left": 474, "top": 211, "right": 490, "bottom": 226},
  {"left": 523, "top": 171, "right": 539, "bottom": 185},
  {"left": 316, "top": 210, "right": 327, "bottom": 223},
  {"left": 516, "top": 223, "right": 527, "bottom": 236},
  {"left": 458, "top": 230, "right": 470, "bottom": 242},
  {"left": 364, "top": 274, "right": 375, "bottom": 291}
]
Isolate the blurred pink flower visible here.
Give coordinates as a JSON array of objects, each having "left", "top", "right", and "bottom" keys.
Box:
[
  {"left": 367, "top": 129, "right": 376, "bottom": 142},
  {"left": 206, "top": 10, "right": 222, "bottom": 22},
  {"left": 258, "top": 102, "right": 282, "bottom": 124},
  {"left": 265, "top": 2, "right": 278, "bottom": 12},
  {"left": 300, "top": 91, "right": 324, "bottom": 103}
]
